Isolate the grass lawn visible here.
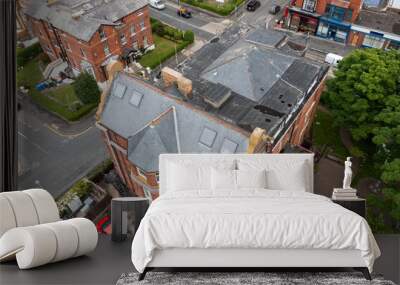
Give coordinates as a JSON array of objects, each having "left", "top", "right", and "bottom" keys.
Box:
[
  {"left": 139, "top": 35, "right": 190, "bottom": 69},
  {"left": 312, "top": 108, "right": 349, "bottom": 159},
  {"left": 45, "top": 84, "right": 78, "bottom": 106},
  {"left": 17, "top": 57, "right": 44, "bottom": 87},
  {"left": 17, "top": 56, "right": 97, "bottom": 122}
]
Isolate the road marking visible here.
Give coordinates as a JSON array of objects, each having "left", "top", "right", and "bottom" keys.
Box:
[
  {"left": 18, "top": 131, "right": 50, "bottom": 155},
  {"left": 44, "top": 123, "right": 93, "bottom": 139},
  {"left": 151, "top": 9, "right": 215, "bottom": 35}
]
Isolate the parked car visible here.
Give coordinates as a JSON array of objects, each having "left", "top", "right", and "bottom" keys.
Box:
[
  {"left": 177, "top": 7, "right": 192, "bottom": 18},
  {"left": 324, "top": 53, "right": 343, "bottom": 67},
  {"left": 269, "top": 4, "right": 281, "bottom": 14},
  {"left": 246, "top": 0, "right": 261, "bottom": 11},
  {"left": 149, "top": 0, "right": 165, "bottom": 10}
]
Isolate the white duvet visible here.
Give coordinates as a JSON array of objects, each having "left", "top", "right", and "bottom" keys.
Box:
[{"left": 131, "top": 189, "right": 380, "bottom": 273}]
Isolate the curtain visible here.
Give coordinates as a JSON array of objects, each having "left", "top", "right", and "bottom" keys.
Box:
[{"left": 0, "top": 0, "right": 17, "bottom": 192}]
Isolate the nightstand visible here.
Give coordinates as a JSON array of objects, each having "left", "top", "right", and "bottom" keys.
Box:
[
  {"left": 111, "top": 197, "right": 150, "bottom": 242},
  {"left": 332, "top": 198, "right": 366, "bottom": 218}
]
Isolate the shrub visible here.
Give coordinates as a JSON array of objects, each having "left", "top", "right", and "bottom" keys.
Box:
[
  {"left": 349, "top": 146, "right": 365, "bottom": 159},
  {"left": 73, "top": 72, "right": 101, "bottom": 104},
  {"left": 154, "top": 24, "right": 165, "bottom": 37},
  {"left": 87, "top": 159, "right": 114, "bottom": 182},
  {"left": 71, "top": 179, "right": 92, "bottom": 198},
  {"left": 56, "top": 179, "right": 93, "bottom": 215},
  {"left": 38, "top": 52, "right": 51, "bottom": 65},
  {"left": 17, "top": 42, "right": 43, "bottom": 67},
  {"left": 183, "top": 30, "right": 195, "bottom": 43}
]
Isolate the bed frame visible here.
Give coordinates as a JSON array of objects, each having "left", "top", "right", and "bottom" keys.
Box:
[
  {"left": 138, "top": 154, "right": 372, "bottom": 281},
  {"left": 139, "top": 248, "right": 371, "bottom": 280}
]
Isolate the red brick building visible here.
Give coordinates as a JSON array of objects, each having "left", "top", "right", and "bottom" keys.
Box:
[
  {"left": 96, "top": 29, "right": 328, "bottom": 199},
  {"left": 286, "top": 0, "right": 362, "bottom": 43},
  {"left": 25, "top": 0, "right": 154, "bottom": 83},
  {"left": 347, "top": 9, "right": 400, "bottom": 49}
]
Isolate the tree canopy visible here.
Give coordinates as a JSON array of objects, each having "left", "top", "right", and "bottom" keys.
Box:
[
  {"left": 324, "top": 48, "right": 400, "bottom": 233},
  {"left": 324, "top": 49, "right": 400, "bottom": 153},
  {"left": 73, "top": 72, "right": 101, "bottom": 104}
]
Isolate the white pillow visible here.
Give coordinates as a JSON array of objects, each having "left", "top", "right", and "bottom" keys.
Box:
[
  {"left": 211, "top": 168, "right": 236, "bottom": 190},
  {"left": 167, "top": 160, "right": 235, "bottom": 192},
  {"left": 167, "top": 163, "right": 209, "bottom": 191},
  {"left": 266, "top": 166, "right": 307, "bottom": 191},
  {"left": 236, "top": 169, "right": 267, "bottom": 189},
  {"left": 237, "top": 159, "right": 309, "bottom": 191}
]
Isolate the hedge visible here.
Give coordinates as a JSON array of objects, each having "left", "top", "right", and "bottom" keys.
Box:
[
  {"left": 86, "top": 159, "right": 114, "bottom": 182},
  {"left": 17, "top": 42, "right": 43, "bottom": 67},
  {"left": 181, "top": 0, "right": 245, "bottom": 16},
  {"left": 141, "top": 19, "right": 194, "bottom": 69}
]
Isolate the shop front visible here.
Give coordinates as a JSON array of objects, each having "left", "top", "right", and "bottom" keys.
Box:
[
  {"left": 288, "top": 8, "right": 319, "bottom": 34},
  {"left": 316, "top": 17, "right": 350, "bottom": 43}
]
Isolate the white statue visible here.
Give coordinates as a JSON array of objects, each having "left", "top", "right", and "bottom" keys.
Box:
[{"left": 342, "top": 157, "right": 353, "bottom": 190}]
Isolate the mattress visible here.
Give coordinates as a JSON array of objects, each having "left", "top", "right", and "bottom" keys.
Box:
[{"left": 131, "top": 189, "right": 380, "bottom": 273}]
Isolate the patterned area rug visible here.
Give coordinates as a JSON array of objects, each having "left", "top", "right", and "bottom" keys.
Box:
[{"left": 116, "top": 272, "right": 395, "bottom": 285}]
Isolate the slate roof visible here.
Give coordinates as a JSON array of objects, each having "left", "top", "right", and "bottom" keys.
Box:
[
  {"left": 202, "top": 41, "right": 295, "bottom": 102},
  {"left": 177, "top": 27, "right": 325, "bottom": 138},
  {"left": 244, "top": 29, "right": 286, "bottom": 48},
  {"left": 128, "top": 109, "right": 179, "bottom": 172},
  {"left": 25, "top": 0, "right": 147, "bottom": 42},
  {"left": 99, "top": 27, "right": 327, "bottom": 172},
  {"left": 100, "top": 73, "right": 249, "bottom": 172},
  {"left": 355, "top": 9, "right": 400, "bottom": 35}
]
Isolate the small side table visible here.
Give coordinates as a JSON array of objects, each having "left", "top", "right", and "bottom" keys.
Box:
[
  {"left": 332, "top": 198, "right": 366, "bottom": 218},
  {"left": 111, "top": 197, "right": 149, "bottom": 242}
]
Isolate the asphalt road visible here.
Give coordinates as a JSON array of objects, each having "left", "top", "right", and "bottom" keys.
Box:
[
  {"left": 238, "top": 0, "right": 287, "bottom": 27},
  {"left": 149, "top": 4, "right": 217, "bottom": 40},
  {"left": 17, "top": 96, "right": 108, "bottom": 198}
]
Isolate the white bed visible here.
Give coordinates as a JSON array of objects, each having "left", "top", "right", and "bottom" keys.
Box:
[{"left": 131, "top": 154, "right": 380, "bottom": 280}]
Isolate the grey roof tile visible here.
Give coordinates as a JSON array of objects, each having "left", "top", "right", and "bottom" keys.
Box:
[
  {"left": 128, "top": 109, "right": 178, "bottom": 172},
  {"left": 100, "top": 73, "right": 249, "bottom": 172},
  {"left": 245, "top": 29, "right": 286, "bottom": 48},
  {"left": 25, "top": 0, "right": 147, "bottom": 42},
  {"left": 201, "top": 40, "right": 295, "bottom": 102}
]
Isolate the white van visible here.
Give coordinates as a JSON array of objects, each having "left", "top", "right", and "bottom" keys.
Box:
[
  {"left": 324, "top": 53, "right": 343, "bottom": 67},
  {"left": 149, "top": 0, "right": 165, "bottom": 9}
]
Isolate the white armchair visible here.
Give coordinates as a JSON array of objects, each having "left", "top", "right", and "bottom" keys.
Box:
[{"left": 0, "top": 189, "right": 98, "bottom": 269}]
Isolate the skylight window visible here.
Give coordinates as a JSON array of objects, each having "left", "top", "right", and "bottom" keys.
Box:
[
  {"left": 129, "top": 91, "right": 143, "bottom": 107},
  {"left": 114, "top": 83, "right": 126, "bottom": 99},
  {"left": 199, "top": 127, "right": 217, "bottom": 148},
  {"left": 220, "top": 138, "right": 238, "bottom": 153}
]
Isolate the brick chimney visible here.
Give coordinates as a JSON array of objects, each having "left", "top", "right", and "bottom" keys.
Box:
[
  {"left": 47, "top": 0, "right": 58, "bottom": 6},
  {"left": 161, "top": 67, "right": 192, "bottom": 99},
  {"left": 161, "top": 67, "right": 182, "bottom": 87},
  {"left": 177, "top": 76, "right": 192, "bottom": 99},
  {"left": 96, "top": 60, "right": 124, "bottom": 120},
  {"left": 247, "top": 127, "right": 273, "bottom": 153}
]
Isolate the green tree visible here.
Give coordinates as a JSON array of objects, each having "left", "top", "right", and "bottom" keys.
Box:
[
  {"left": 324, "top": 48, "right": 400, "bottom": 233},
  {"left": 324, "top": 49, "right": 400, "bottom": 153},
  {"left": 73, "top": 72, "right": 101, "bottom": 104},
  {"left": 368, "top": 159, "right": 400, "bottom": 233}
]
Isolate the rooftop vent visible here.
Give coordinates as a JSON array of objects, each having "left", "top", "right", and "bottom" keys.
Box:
[
  {"left": 203, "top": 83, "right": 231, "bottom": 109},
  {"left": 199, "top": 127, "right": 217, "bottom": 148},
  {"left": 113, "top": 83, "right": 127, "bottom": 99},
  {"left": 72, "top": 10, "right": 85, "bottom": 19},
  {"left": 220, "top": 138, "right": 238, "bottom": 153},
  {"left": 129, "top": 91, "right": 143, "bottom": 107}
]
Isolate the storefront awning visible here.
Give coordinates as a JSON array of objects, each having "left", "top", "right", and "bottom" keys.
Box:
[
  {"left": 288, "top": 6, "right": 320, "bottom": 18},
  {"left": 319, "top": 16, "right": 351, "bottom": 29}
]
